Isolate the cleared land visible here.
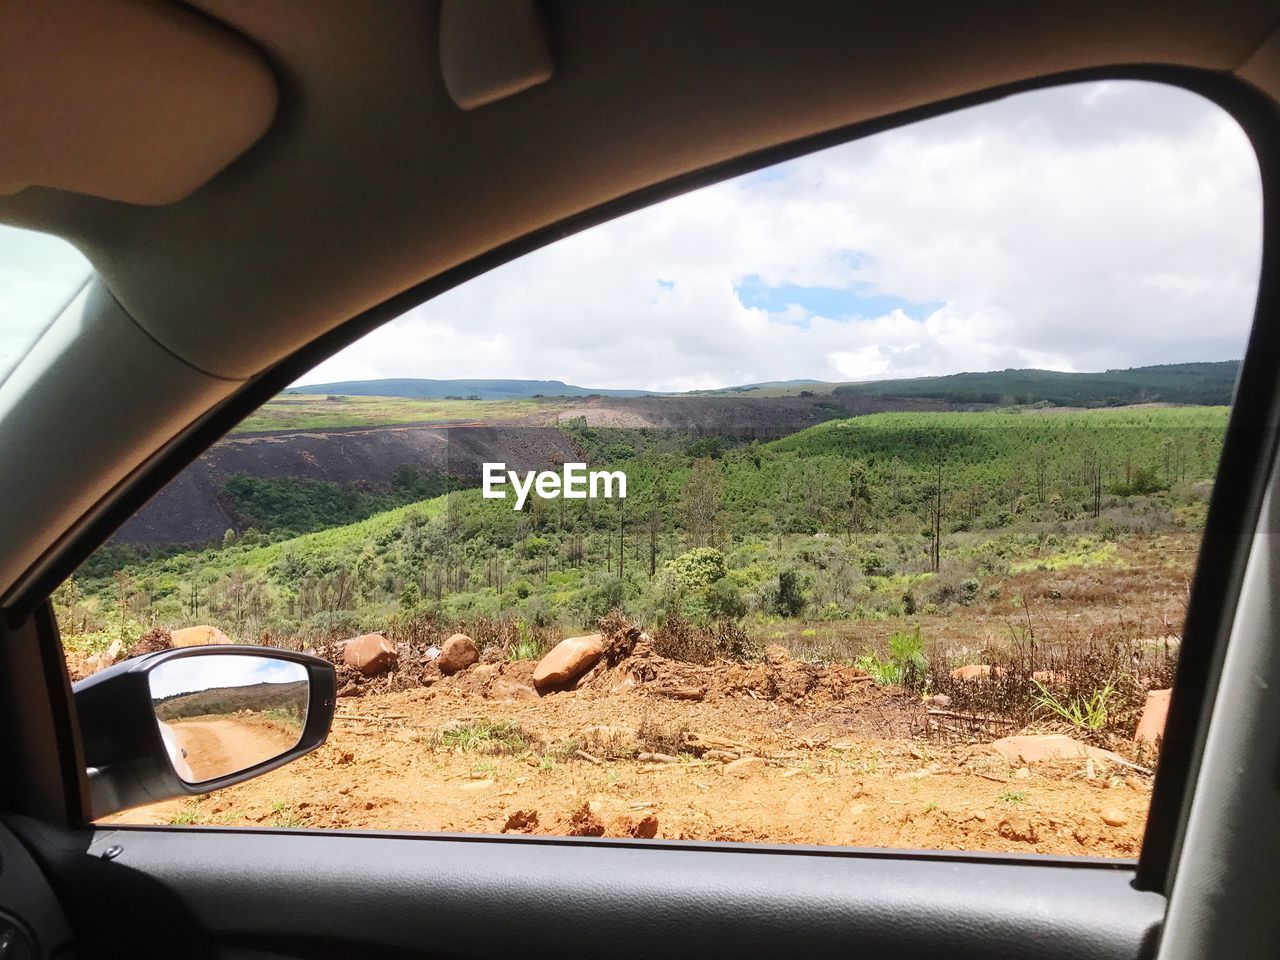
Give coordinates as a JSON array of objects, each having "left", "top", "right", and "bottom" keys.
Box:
[{"left": 100, "top": 533, "right": 1183, "bottom": 856}]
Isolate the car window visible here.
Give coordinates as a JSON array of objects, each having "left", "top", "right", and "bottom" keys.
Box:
[
  {"left": 0, "top": 225, "right": 90, "bottom": 383},
  {"left": 57, "top": 80, "right": 1261, "bottom": 855}
]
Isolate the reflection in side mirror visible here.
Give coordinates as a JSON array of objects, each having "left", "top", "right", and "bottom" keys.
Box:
[
  {"left": 149, "top": 655, "right": 309, "bottom": 784},
  {"left": 73, "top": 646, "right": 335, "bottom": 819}
]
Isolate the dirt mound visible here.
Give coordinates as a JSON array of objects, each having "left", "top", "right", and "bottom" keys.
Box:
[{"left": 321, "top": 617, "right": 879, "bottom": 713}]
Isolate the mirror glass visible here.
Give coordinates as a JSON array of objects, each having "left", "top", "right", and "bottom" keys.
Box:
[{"left": 148, "top": 654, "right": 309, "bottom": 784}]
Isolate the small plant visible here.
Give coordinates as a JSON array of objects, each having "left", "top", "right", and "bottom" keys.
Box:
[
  {"left": 543, "top": 737, "right": 582, "bottom": 762},
  {"left": 1033, "top": 678, "right": 1116, "bottom": 730},
  {"left": 435, "top": 720, "right": 533, "bottom": 755},
  {"left": 169, "top": 806, "right": 200, "bottom": 825},
  {"left": 855, "top": 626, "right": 927, "bottom": 687},
  {"left": 269, "top": 800, "right": 310, "bottom": 828},
  {"left": 507, "top": 636, "right": 544, "bottom": 661},
  {"left": 999, "top": 791, "right": 1026, "bottom": 804}
]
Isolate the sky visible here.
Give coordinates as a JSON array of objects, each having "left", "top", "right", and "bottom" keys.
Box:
[
  {"left": 148, "top": 654, "right": 307, "bottom": 700},
  {"left": 0, "top": 226, "right": 89, "bottom": 381},
  {"left": 1, "top": 81, "right": 1263, "bottom": 394},
  {"left": 297, "top": 80, "right": 1263, "bottom": 392}
]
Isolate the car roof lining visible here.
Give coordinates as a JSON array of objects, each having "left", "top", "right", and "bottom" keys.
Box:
[
  {"left": 1, "top": 1, "right": 1278, "bottom": 381},
  {"left": 0, "top": 0, "right": 277, "bottom": 206}
]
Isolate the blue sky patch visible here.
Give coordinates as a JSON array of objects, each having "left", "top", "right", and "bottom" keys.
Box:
[{"left": 734, "top": 273, "right": 943, "bottom": 325}]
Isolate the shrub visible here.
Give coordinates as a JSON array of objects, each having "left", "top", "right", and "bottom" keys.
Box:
[
  {"left": 771, "top": 570, "right": 806, "bottom": 618},
  {"left": 856, "top": 626, "right": 926, "bottom": 687},
  {"left": 665, "top": 548, "right": 728, "bottom": 590}
]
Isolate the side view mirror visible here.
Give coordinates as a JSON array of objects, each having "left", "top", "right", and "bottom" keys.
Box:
[{"left": 73, "top": 646, "right": 335, "bottom": 819}]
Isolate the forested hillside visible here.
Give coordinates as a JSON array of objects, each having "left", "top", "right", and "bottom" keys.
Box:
[
  {"left": 63, "top": 406, "right": 1226, "bottom": 650},
  {"left": 834, "top": 361, "right": 1239, "bottom": 407}
]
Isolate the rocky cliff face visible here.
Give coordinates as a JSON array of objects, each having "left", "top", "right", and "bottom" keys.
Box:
[{"left": 114, "top": 423, "right": 580, "bottom": 546}]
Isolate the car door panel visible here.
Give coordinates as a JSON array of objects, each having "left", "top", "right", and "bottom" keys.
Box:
[{"left": 17, "top": 823, "right": 1162, "bottom": 960}]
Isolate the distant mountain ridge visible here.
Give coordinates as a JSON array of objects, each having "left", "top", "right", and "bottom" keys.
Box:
[
  {"left": 287, "top": 378, "right": 656, "bottom": 400},
  {"left": 290, "top": 362, "right": 1241, "bottom": 406},
  {"left": 834, "top": 361, "right": 1240, "bottom": 407}
]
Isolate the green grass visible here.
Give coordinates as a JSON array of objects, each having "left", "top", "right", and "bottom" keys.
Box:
[
  {"left": 168, "top": 805, "right": 201, "bottom": 825},
  {"left": 1010, "top": 538, "right": 1119, "bottom": 573},
  {"left": 1033, "top": 678, "right": 1116, "bottom": 730},
  {"left": 234, "top": 395, "right": 554, "bottom": 434},
  {"left": 269, "top": 800, "right": 310, "bottom": 828},
  {"left": 434, "top": 720, "right": 532, "bottom": 755},
  {"left": 998, "top": 791, "right": 1027, "bottom": 804}
]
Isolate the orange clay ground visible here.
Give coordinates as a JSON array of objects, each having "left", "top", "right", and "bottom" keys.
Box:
[{"left": 100, "top": 533, "right": 1194, "bottom": 857}]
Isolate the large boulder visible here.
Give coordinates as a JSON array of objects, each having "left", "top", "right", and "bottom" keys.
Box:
[
  {"left": 1135, "top": 688, "right": 1171, "bottom": 746},
  {"left": 438, "top": 633, "right": 479, "bottom": 675},
  {"left": 532, "top": 634, "right": 605, "bottom": 692},
  {"left": 989, "top": 734, "right": 1125, "bottom": 765},
  {"left": 950, "top": 664, "right": 1005, "bottom": 681},
  {"left": 342, "top": 633, "right": 398, "bottom": 676},
  {"left": 170, "top": 625, "right": 232, "bottom": 648}
]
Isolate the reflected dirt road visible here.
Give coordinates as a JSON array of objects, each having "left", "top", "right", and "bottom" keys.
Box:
[{"left": 168, "top": 716, "right": 302, "bottom": 783}]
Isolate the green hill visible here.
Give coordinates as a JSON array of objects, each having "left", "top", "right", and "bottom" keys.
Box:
[
  {"left": 70, "top": 406, "right": 1228, "bottom": 646},
  {"left": 834, "top": 361, "right": 1239, "bottom": 407}
]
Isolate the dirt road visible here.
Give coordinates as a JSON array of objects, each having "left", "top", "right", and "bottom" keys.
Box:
[{"left": 168, "top": 715, "right": 302, "bottom": 783}]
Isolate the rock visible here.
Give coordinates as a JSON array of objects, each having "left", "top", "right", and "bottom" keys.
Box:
[
  {"left": 629, "top": 814, "right": 659, "bottom": 839},
  {"left": 989, "top": 734, "right": 1126, "bottom": 766},
  {"left": 926, "top": 693, "right": 952, "bottom": 708},
  {"left": 425, "top": 645, "right": 441, "bottom": 660},
  {"left": 437, "top": 633, "right": 479, "bottom": 674},
  {"left": 998, "top": 817, "right": 1040, "bottom": 843},
  {"left": 1100, "top": 808, "right": 1128, "bottom": 827},
  {"left": 563, "top": 803, "right": 606, "bottom": 837},
  {"left": 87, "top": 637, "right": 125, "bottom": 674},
  {"left": 170, "top": 625, "right": 232, "bottom": 648},
  {"left": 532, "top": 634, "right": 605, "bottom": 692},
  {"left": 950, "top": 664, "right": 1005, "bottom": 681},
  {"left": 763, "top": 644, "right": 790, "bottom": 667},
  {"left": 1015, "top": 766, "right": 1031, "bottom": 779},
  {"left": 1135, "top": 688, "right": 1171, "bottom": 746},
  {"left": 1032, "top": 670, "right": 1069, "bottom": 684},
  {"left": 503, "top": 809, "right": 539, "bottom": 833},
  {"left": 721, "top": 756, "right": 766, "bottom": 777},
  {"left": 491, "top": 677, "right": 539, "bottom": 702},
  {"left": 342, "top": 633, "right": 398, "bottom": 676}
]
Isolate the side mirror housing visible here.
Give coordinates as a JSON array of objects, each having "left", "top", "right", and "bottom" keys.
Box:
[{"left": 73, "top": 646, "right": 335, "bottom": 819}]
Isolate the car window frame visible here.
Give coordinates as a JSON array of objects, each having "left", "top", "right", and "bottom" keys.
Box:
[{"left": 5, "top": 64, "right": 1278, "bottom": 898}]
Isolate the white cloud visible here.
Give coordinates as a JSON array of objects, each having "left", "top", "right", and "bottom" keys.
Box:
[{"left": 299, "top": 80, "right": 1263, "bottom": 391}]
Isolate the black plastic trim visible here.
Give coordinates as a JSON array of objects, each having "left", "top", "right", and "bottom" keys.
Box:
[
  {"left": 73, "top": 645, "right": 335, "bottom": 818},
  {"left": 5, "top": 64, "right": 1277, "bottom": 896},
  {"left": 33, "top": 825, "right": 1164, "bottom": 960}
]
